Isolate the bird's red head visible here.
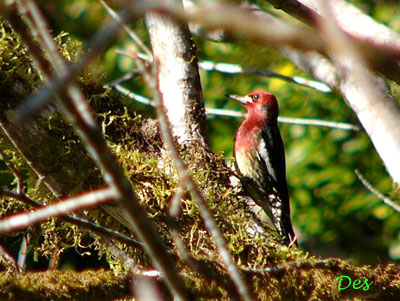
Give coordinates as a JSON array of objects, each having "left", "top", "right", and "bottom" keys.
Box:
[{"left": 226, "top": 91, "right": 279, "bottom": 120}]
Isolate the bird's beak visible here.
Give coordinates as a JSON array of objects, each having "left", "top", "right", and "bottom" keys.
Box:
[{"left": 226, "top": 94, "right": 252, "bottom": 104}]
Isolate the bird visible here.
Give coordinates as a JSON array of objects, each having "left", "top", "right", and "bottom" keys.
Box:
[{"left": 226, "top": 91, "right": 297, "bottom": 246}]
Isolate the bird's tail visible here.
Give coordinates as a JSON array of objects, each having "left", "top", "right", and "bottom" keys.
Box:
[
  {"left": 263, "top": 195, "right": 297, "bottom": 247},
  {"left": 278, "top": 217, "right": 297, "bottom": 247}
]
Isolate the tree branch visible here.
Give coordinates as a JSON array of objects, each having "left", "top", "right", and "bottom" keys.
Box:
[
  {"left": 355, "top": 170, "right": 400, "bottom": 214},
  {"left": 145, "top": 0, "right": 207, "bottom": 144}
]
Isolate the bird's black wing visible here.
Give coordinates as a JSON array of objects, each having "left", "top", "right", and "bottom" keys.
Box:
[
  {"left": 258, "top": 125, "right": 296, "bottom": 245},
  {"left": 259, "top": 125, "right": 290, "bottom": 205}
]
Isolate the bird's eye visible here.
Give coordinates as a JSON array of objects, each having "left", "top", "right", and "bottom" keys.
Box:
[{"left": 252, "top": 94, "right": 259, "bottom": 101}]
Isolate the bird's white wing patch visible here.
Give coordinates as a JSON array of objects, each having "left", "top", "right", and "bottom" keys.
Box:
[{"left": 257, "top": 139, "right": 278, "bottom": 183}]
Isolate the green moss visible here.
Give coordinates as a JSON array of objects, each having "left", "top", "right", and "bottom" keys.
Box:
[
  {"left": 0, "top": 18, "right": 41, "bottom": 111},
  {"left": 0, "top": 269, "right": 130, "bottom": 300}
]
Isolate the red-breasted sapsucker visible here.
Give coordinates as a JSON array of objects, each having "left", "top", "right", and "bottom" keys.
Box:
[{"left": 227, "top": 91, "right": 297, "bottom": 246}]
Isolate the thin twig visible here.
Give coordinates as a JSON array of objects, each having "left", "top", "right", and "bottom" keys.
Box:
[
  {"left": 104, "top": 238, "right": 141, "bottom": 274},
  {"left": 99, "top": 0, "right": 153, "bottom": 60},
  {"left": 104, "top": 70, "right": 139, "bottom": 88},
  {"left": 0, "top": 189, "right": 144, "bottom": 248},
  {"left": 169, "top": 182, "right": 186, "bottom": 218},
  {"left": 0, "top": 244, "right": 21, "bottom": 273},
  {"left": 111, "top": 84, "right": 154, "bottom": 106},
  {"left": 17, "top": 234, "right": 29, "bottom": 270},
  {"left": 0, "top": 147, "right": 23, "bottom": 194},
  {"left": 355, "top": 170, "right": 400, "bottom": 213},
  {"left": 207, "top": 108, "right": 361, "bottom": 131},
  {"left": 115, "top": 49, "right": 152, "bottom": 62},
  {"left": 242, "top": 259, "right": 335, "bottom": 277},
  {"left": 199, "top": 60, "right": 331, "bottom": 93},
  {"left": 0, "top": 119, "right": 63, "bottom": 197},
  {"left": 278, "top": 116, "right": 360, "bottom": 131},
  {"left": 0, "top": 187, "right": 116, "bottom": 233}
]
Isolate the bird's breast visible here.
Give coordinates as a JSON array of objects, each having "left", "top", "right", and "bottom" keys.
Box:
[
  {"left": 234, "top": 148, "right": 258, "bottom": 177},
  {"left": 234, "top": 130, "right": 262, "bottom": 178}
]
